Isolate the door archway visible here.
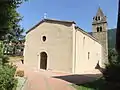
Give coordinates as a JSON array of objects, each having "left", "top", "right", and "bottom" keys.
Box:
[{"left": 40, "top": 52, "right": 47, "bottom": 70}]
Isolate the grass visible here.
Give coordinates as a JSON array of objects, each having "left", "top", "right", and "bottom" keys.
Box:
[
  {"left": 16, "top": 77, "right": 27, "bottom": 90},
  {"left": 72, "top": 78, "right": 120, "bottom": 90},
  {"left": 9, "top": 56, "right": 23, "bottom": 62}
]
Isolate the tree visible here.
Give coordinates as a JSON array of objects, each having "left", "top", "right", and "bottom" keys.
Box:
[
  {"left": 0, "top": 0, "right": 26, "bottom": 56},
  {"left": 103, "top": 1, "right": 120, "bottom": 86},
  {"left": 108, "top": 49, "right": 118, "bottom": 65},
  {"left": 0, "top": 0, "right": 27, "bottom": 89},
  {"left": 116, "top": 0, "right": 120, "bottom": 54},
  {"left": 0, "top": 0, "right": 26, "bottom": 40}
]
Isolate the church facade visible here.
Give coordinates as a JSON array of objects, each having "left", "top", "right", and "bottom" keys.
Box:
[{"left": 24, "top": 8, "right": 110, "bottom": 74}]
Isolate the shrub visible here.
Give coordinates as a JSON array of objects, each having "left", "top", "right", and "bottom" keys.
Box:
[
  {"left": 108, "top": 48, "right": 118, "bottom": 65},
  {"left": 0, "top": 64, "right": 18, "bottom": 90},
  {"left": 103, "top": 64, "right": 120, "bottom": 83},
  {"left": 103, "top": 49, "right": 120, "bottom": 87},
  {"left": 16, "top": 70, "right": 24, "bottom": 77}
]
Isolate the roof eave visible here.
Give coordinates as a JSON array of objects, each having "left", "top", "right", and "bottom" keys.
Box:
[
  {"left": 75, "top": 26, "right": 101, "bottom": 44},
  {"left": 26, "top": 19, "right": 76, "bottom": 34},
  {"left": 26, "top": 19, "right": 45, "bottom": 34}
]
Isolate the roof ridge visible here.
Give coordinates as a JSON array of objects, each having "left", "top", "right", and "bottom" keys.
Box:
[
  {"left": 44, "top": 18, "right": 76, "bottom": 23},
  {"left": 26, "top": 18, "right": 76, "bottom": 34}
]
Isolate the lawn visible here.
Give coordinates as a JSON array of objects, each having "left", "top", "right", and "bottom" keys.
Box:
[
  {"left": 73, "top": 78, "right": 120, "bottom": 90},
  {"left": 16, "top": 77, "right": 27, "bottom": 90},
  {"left": 9, "top": 56, "right": 23, "bottom": 62}
]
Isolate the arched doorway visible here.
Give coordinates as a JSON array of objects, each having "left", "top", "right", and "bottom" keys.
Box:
[{"left": 40, "top": 52, "right": 47, "bottom": 70}]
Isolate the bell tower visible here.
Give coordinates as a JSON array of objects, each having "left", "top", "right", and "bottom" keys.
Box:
[{"left": 92, "top": 7, "right": 108, "bottom": 67}]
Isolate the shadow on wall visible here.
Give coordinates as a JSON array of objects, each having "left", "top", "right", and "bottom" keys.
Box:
[{"left": 52, "top": 74, "right": 102, "bottom": 85}]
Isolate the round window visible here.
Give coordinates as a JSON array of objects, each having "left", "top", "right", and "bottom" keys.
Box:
[{"left": 42, "top": 36, "right": 46, "bottom": 42}]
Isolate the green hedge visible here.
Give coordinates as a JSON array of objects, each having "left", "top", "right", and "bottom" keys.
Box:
[{"left": 0, "top": 65, "right": 18, "bottom": 90}]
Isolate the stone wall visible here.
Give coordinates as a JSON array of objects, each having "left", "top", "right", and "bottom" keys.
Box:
[{"left": 92, "top": 31, "right": 108, "bottom": 67}]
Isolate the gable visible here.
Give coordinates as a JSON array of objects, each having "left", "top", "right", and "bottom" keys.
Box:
[{"left": 26, "top": 19, "right": 75, "bottom": 34}]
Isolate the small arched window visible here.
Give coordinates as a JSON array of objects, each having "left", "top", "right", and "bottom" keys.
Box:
[
  {"left": 83, "top": 37, "right": 85, "bottom": 40},
  {"left": 42, "top": 36, "right": 46, "bottom": 42},
  {"left": 88, "top": 52, "right": 90, "bottom": 60},
  {"left": 97, "top": 27, "right": 99, "bottom": 32},
  {"left": 83, "top": 37, "right": 85, "bottom": 45},
  {"left": 98, "top": 16, "right": 100, "bottom": 20},
  {"left": 100, "top": 27, "right": 102, "bottom": 32},
  {"left": 95, "top": 17, "right": 97, "bottom": 21}
]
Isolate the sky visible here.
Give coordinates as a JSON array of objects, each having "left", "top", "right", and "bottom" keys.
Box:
[{"left": 18, "top": 0, "right": 118, "bottom": 33}]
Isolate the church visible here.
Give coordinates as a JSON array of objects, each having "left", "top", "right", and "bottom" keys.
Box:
[{"left": 24, "top": 8, "right": 116, "bottom": 74}]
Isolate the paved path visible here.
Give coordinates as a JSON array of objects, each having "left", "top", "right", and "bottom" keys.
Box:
[
  {"left": 14, "top": 61, "right": 101, "bottom": 90},
  {"left": 21, "top": 69, "right": 75, "bottom": 90}
]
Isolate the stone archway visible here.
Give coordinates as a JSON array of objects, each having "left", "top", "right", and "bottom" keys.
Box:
[{"left": 40, "top": 52, "right": 47, "bottom": 70}]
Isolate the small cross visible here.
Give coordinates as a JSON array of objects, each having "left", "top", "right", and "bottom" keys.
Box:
[{"left": 44, "top": 13, "right": 47, "bottom": 19}]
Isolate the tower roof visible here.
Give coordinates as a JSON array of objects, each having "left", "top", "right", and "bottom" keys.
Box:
[
  {"left": 96, "top": 7, "right": 104, "bottom": 17},
  {"left": 92, "top": 7, "right": 107, "bottom": 25}
]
